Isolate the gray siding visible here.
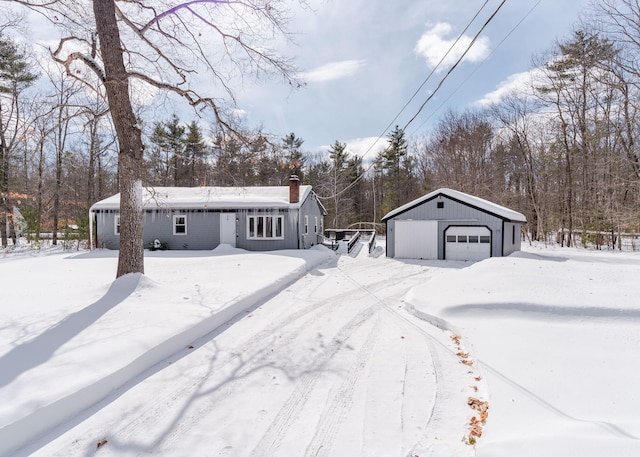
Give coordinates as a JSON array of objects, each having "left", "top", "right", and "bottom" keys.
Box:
[
  {"left": 236, "top": 209, "right": 299, "bottom": 251},
  {"left": 94, "top": 210, "right": 120, "bottom": 249},
  {"left": 502, "top": 222, "right": 522, "bottom": 256},
  {"left": 299, "top": 192, "right": 325, "bottom": 248},
  {"left": 93, "top": 191, "right": 325, "bottom": 252},
  {"left": 386, "top": 194, "right": 516, "bottom": 259}
]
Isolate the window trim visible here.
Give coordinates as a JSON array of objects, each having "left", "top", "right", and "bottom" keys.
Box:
[
  {"left": 173, "top": 214, "right": 187, "bottom": 235},
  {"left": 114, "top": 215, "right": 120, "bottom": 235},
  {"left": 247, "top": 215, "right": 285, "bottom": 240}
]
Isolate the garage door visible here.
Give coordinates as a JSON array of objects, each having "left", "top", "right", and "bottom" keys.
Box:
[
  {"left": 445, "top": 226, "right": 491, "bottom": 261},
  {"left": 394, "top": 220, "right": 438, "bottom": 259}
]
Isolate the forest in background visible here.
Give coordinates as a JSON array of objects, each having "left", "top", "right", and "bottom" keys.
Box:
[{"left": 2, "top": 0, "right": 640, "bottom": 250}]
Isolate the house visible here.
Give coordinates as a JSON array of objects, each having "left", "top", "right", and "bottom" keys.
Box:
[
  {"left": 381, "top": 188, "right": 526, "bottom": 261},
  {"left": 89, "top": 176, "right": 327, "bottom": 251}
]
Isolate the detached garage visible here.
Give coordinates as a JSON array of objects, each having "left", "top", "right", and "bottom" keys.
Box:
[{"left": 382, "top": 188, "right": 526, "bottom": 261}]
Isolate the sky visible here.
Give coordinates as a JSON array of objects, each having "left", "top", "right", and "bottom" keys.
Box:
[
  {"left": 234, "top": 0, "right": 591, "bottom": 157},
  {"left": 14, "top": 0, "right": 591, "bottom": 160}
]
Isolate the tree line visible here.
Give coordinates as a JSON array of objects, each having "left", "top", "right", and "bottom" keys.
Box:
[{"left": 2, "top": 0, "right": 640, "bottom": 252}]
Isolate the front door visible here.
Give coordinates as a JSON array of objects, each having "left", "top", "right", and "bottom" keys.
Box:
[{"left": 220, "top": 213, "right": 236, "bottom": 247}]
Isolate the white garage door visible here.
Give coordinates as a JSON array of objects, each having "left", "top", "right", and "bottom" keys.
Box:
[
  {"left": 445, "top": 226, "right": 491, "bottom": 261},
  {"left": 394, "top": 220, "right": 438, "bottom": 259}
]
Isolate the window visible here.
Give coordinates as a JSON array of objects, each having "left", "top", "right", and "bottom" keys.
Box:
[
  {"left": 247, "top": 215, "right": 284, "bottom": 240},
  {"left": 457, "top": 235, "right": 468, "bottom": 243},
  {"left": 314, "top": 216, "right": 318, "bottom": 234},
  {"left": 437, "top": 201, "right": 444, "bottom": 209},
  {"left": 114, "top": 215, "right": 120, "bottom": 235},
  {"left": 469, "top": 235, "right": 479, "bottom": 243},
  {"left": 446, "top": 235, "right": 456, "bottom": 242},
  {"left": 173, "top": 215, "right": 187, "bottom": 235},
  {"left": 512, "top": 225, "right": 516, "bottom": 244},
  {"left": 480, "top": 236, "right": 490, "bottom": 243},
  {"left": 304, "top": 215, "right": 309, "bottom": 235}
]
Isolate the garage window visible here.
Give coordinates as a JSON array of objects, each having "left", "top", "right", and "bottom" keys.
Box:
[
  {"left": 458, "top": 235, "right": 468, "bottom": 243},
  {"left": 480, "top": 236, "right": 490, "bottom": 243},
  {"left": 469, "top": 235, "right": 478, "bottom": 243}
]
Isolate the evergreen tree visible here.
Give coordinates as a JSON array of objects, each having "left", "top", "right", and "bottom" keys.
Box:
[
  {"left": 0, "top": 33, "right": 37, "bottom": 247},
  {"left": 280, "top": 132, "right": 305, "bottom": 182},
  {"left": 184, "top": 121, "right": 207, "bottom": 186},
  {"left": 377, "top": 125, "right": 409, "bottom": 215},
  {"left": 148, "top": 114, "right": 186, "bottom": 186}
]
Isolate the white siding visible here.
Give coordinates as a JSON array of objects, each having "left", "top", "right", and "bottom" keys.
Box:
[{"left": 394, "top": 220, "right": 438, "bottom": 259}]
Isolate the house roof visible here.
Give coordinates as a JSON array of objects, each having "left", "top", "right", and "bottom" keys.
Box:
[
  {"left": 381, "top": 188, "right": 527, "bottom": 223},
  {"left": 90, "top": 185, "right": 315, "bottom": 211}
]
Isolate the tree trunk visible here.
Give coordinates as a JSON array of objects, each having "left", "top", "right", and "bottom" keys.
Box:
[
  {"left": 93, "top": 0, "right": 145, "bottom": 277},
  {"left": 36, "top": 138, "right": 44, "bottom": 242},
  {"left": 0, "top": 102, "right": 8, "bottom": 248},
  {"left": 87, "top": 118, "right": 97, "bottom": 207}
]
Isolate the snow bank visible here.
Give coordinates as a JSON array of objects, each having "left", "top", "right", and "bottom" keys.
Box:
[
  {"left": 406, "top": 244, "right": 640, "bottom": 456},
  {"left": 0, "top": 246, "right": 334, "bottom": 457}
]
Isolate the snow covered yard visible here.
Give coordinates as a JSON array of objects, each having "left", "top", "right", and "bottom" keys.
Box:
[
  {"left": 1, "top": 242, "right": 639, "bottom": 457},
  {"left": 407, "top": 244, "right": 640, "bottom": 457},
  {"left": 0, "top": 245, "right": 335, "bottom": 456}
]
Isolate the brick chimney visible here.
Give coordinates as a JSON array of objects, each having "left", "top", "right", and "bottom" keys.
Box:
[{"left": 289, "top": 175, "right": 300, "bottom": 204}]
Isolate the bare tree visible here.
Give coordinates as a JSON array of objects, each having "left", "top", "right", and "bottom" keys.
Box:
[{"left": 9, "top": 0, "right": 303, "bottom": 276}]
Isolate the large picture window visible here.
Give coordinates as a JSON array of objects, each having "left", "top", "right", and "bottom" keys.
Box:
[
  {"left": 247, "top": 215, "right": 284, "bottom": 240},
  {"left": 173, "top": 215, "right": 187, "bottom": 235}
]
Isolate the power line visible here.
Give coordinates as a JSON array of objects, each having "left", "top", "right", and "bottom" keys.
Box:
[
  {"left": 401, "top": 0, "right": 508, "bottom": 132},
  {"left": 407, "top": 0, "right": 543, "bottom": 137},
  {"left": 317, "top": 1, "right": 494, "bottom": 201}
]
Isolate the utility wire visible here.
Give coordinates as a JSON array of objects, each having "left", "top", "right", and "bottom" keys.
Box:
[
  {"left": 401, "top": 0, "right": 508, "bottom": 132},
  {"left": 367, "top": 0, "right": 490, "bottom": 156},
  {"left": 317, "top": 1, "right": 493, "bottom": 201},
  {"left": 408, "top": 0, "right": 543, "bottom": 137}
]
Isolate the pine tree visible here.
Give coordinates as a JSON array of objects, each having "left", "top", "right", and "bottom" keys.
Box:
[
  {"left": 377, "top": 125, "right": 409, "bottom": 215},
  {"left": 280, "top": 132, "right": 305, "bottom": 183},
  {"left": 0, "top": 33, "right": 37, "bottom": 247},
  {"left": 184, "top": 121, "right": 207, "bottom": 186}
]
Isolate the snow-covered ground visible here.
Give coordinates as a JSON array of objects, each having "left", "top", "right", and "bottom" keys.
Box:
[{"left": 1, "top": 241, "right": 639, "bottom": 456}]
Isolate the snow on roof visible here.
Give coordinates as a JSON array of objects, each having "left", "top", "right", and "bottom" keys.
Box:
[
  {"left": 90, "top": 185, "right": 313, "bottom": 211},
  {"left": 381, "top": 187, "right": 527, "bottom": 222}
]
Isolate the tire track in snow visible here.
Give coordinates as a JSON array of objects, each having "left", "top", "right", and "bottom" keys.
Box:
[
  {"left": 248, "top": 305, "right": 381, "bottom": 457},
  {"left": 93, "top": 260, "right": 429, "bottom": 454},
  {"left": 381, "top": 305, "right": 475, "bottom": 457},
  {"left": 334, "top": 263, "right": 467, "bottom": 457},
  {"left": 303, "top": 317, "right": 381, "bottom": 457}
]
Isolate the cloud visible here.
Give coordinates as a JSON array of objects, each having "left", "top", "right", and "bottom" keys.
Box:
[
  {"left": 300, "top": 60, "right": 366, "bottom": 83},
  {"left": 475, "top": 68, "right": 546, "bottom": 106},
  {"left": 415, "top": 22, "right": 490, "bottom": 70},
  {"left": 345, "top": 136, "right": 388, "bottom": 160}
]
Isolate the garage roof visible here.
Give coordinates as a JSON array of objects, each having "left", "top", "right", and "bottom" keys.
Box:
[{"left": 381, "top": 188, "right": 527, "bottom": 223}]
